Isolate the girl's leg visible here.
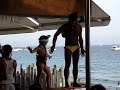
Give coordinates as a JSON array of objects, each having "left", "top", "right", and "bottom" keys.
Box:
[
  {"left": 44, "top": 65, "right": 51, "bottom": 88},
  {"left": 36, "top": 62, "right": 44, "bottom": 87}
]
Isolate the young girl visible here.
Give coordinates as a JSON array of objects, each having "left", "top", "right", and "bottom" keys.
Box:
[
  {"left": 28, "top": 35, "right": 51, "bottom": 88},
  {"left": 0, "top": 44, "right": 17, "bottom": 90}
]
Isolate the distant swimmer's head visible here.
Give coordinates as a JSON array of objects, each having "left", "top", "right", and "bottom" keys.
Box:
[
  {"left": 38, "top": 35, "right": 50, "bottom": 44},
  {"left": 68, "top": 12, "right": 78, "bottom": 26}
]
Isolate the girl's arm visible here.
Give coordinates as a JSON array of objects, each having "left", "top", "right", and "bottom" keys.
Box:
[{"left": 28, "top": 46, "right": 38, "bottom": 53}]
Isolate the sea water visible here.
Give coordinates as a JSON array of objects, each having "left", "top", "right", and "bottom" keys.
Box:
[{"left": 11, "top": 45, "right": 120, "bottom": 90}]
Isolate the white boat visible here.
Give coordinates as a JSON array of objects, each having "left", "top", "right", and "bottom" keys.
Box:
[
  {"left": 111, "top": 46, "right": 120, "bottom": 50},
  {"left": 12, "top": 48, "right": 23, "bottom": 52}
]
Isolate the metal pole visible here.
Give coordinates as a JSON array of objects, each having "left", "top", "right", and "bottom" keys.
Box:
[{"left": 85, "top": 0, "right": 91, "bottom": 90}]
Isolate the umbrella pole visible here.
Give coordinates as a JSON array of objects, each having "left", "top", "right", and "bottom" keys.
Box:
[{"left": 85, "top": 0, "right": 91, "bottom": 90}]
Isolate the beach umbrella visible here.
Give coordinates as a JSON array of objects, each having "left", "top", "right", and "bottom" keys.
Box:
[
  {"left": 0, "top": 0, "right": 111, "bottom": 90},
  {"left": 0, "top": 0, "right": 110, "bottom": 35}
]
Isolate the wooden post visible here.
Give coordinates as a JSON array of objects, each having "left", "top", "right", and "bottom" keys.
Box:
[
  {"left": 30, "top": 64, "right": 34, "bottom": 85},
  {"left": 57, "top": 70, "right": 61, "bottom": 87},
  {"left": 21, "top": 70, "right": 26, "bottom": 88},
  {"left": 42, "top": 72, "right": 47, "bottom": 88},
  {"left": 33, "top": 69, "right": 37, "bottom": 83},
  {"left": 51, "top": 74, "right": 55, "bottom": 88},
  {"left": 53, "top": 65, "right": 57, "bottom": 87},
  {"left": 15, "top": 64, "right": 68, "bottom": 89},
  {"left": 61, "top": 78, "right": 65, "bottom": 87},
  {"left": 59, "top": 67, "right": 64, "bottom": 79},
  {"left": 26, "top": 66, "right": 30, "bottom": 88},
  {"left": 15, "top": 71, "right": 20, "bottom": 85}
]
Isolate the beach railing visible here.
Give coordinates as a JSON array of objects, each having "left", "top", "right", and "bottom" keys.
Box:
[{"left": 15, "top": 64, "right": 66, "bottom": 89}]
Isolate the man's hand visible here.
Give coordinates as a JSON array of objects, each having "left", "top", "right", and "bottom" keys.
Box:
[
  {"left": 49, "top": 46, "right": 55, "bottom": 54},
  {"left": 80, "top": 49, "right": 86, "bottom": 57}
]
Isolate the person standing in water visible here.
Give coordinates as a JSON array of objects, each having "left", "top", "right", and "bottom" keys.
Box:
[
  {"left": 28, "top": 35, "right": 51, "bottom": 88},
  {"left": 50, "top": 12, "right": 85, "bottom": 88}
]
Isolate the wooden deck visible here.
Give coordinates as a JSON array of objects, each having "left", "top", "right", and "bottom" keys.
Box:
[
  {"left": 24, "top": 84, "right": 86, "bottom": 90},
  {"left": 23, "top": 87, "right": 86, "bottom": 90},
  {"left": 22, "top": 83, "right": 86, "bottom": 90},
  {"left": 41, "top": 87, "right": 86, "bottom": 90},
  {"left": 15, "top": 64, "right": 87, "bottom": 90}
]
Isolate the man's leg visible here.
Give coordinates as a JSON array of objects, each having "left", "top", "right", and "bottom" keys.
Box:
[
  {"left": 64, "top": 48, "right": 72, "bottom": 87},
  {"left": 72, "top": 48, "right": 80, "bottom": 86}
]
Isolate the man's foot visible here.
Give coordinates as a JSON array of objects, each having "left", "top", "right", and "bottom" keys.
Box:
[
  {"left": 36, "top": 83, "right": 42, "bottom": 88},
  {"left": 73, "top": 82, "right": 81, "bottom": 87},
  {"left": 64, "top": 83, "right": 70, "bottom": 88},
  {"left": 46, "top": 85, "right": 50, "bottom": 88}
]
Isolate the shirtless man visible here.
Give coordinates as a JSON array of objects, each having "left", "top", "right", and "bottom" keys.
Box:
[
  {"left": 50, "top": 12, "right": 85, "bottom": 88},
  {"left": 28, "top": 35, "right": 51, "bottom": 88}
]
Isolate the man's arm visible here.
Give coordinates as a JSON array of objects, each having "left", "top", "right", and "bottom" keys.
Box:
[
  {"left": 52, "top": 31, "right": 59, "bottom": 47},
  {"left": 50, "top": 27, "right": 63, "bottom": 53},
  {"left": 78, "top": 25, "right": 83, "bottom": 49},
  {"left": 79, "top": 33, "right": 84, "bottom": 50},
  {"left": 78, "top": 25, "right": 85, "bottom": 56}
]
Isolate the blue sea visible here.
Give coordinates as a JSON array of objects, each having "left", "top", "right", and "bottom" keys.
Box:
[{"left": 11, "top": 45, "right": 120, "bottom": 90}]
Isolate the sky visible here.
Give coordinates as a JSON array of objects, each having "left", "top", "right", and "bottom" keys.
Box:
[{"left": 0, "top": 0, "right": 120, "bottom": 47}]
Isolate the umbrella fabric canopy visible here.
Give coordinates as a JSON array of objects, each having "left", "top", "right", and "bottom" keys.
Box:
[
  {"left": 0, "top": 0, "right": 110, "bottom": 35},
  {"left": 0, "top": 0, "right": 85, "bottom": 17}
]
